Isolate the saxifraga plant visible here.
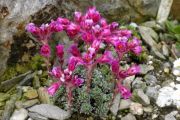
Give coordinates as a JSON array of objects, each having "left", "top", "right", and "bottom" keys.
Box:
[{"left": 26, "top": 6, "right": 142, "bottom": 115}]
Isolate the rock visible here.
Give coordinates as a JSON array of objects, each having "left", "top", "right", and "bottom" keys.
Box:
[
  {"left": 162, "top": 42, "right": 169, "bottom": 57},
  {"left": 0, "top": 71, "right": 32, "bottom": 92},
  {"left": 10, "top": 108, "right": 28, "bottom": 120},
  {"left": 121, "top": 113, "right": 136, "bottom": 120},
  {"left": 38, "top": 87, "right": 51, "bottom": 104},
  {"left": 156, "top": 0, "right": 173, "bottom": 24},
  {"left": 141, "top": 21, "right": 156, "bottom": 28},
  {"left": 119, "top": 99, "right": 132, "bottom": 110},
  {"left": 172, "top": 44, "right": 180, "bottom": 58},
  {"left": 165, "top": 112, "right": 177, "bottom": 120},
  {"left": 130, "top": 102, "right": 143, "bottom": 115},
  {"left": 24, "top": 89, "right": 38, "bottom": 100},
  {"left": 15, "top": 99, "right": 39, "bottom": 109},
  {"left": 110, "top": 93, "right": 121, "bottom": 116},
  {"left": 132, "top": 89, "right": 150, "bottom": 106},
  {"left": 28, "top": 112, "right": 48, "bottom": 120},
  {"left": 33, "top": 75, "right": 40, "bottom": 89},
  {"left": 173, "top": 58, "right": 180, "bottom": 77},
  {"left": 0, "top": 101, "right": 5, "bottom": 107},
  {"left": 132, "top": 77, "right": 146, "bottom": 90},
  {"left": 146, "top": 86, "right": 159, "bottom": 102},
  {"left": 176, "top": 77, "right": 180, "bottom": 82},
  {"left": 138, "top": 26, "right": 165, "bottom": 59},
  {"left": 28, "top": 104, "right": 71, "bottom": 120},
  {"left": 123, "top": 75, "right": 135, "bottom": 89},
  {"left": 0, "top": 93, "right": 10, "bottom": 102},
  {"left": 139, "top": 64, "right": 154, "bottom": 75},
  {"left": 143, "top": 106, "right": 153, "bottom": 113},
  {"left": 144, "top": 74, "right": 157, "bottom": 86},
  {"left": 156, "top": 82, "right": 180, "bottom": 109}
]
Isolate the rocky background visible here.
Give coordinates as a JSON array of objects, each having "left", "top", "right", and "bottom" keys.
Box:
[{"left": 0, "top": 0, "right": 180, "bottom": 120}]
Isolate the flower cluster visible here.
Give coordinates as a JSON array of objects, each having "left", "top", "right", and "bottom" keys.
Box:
[{"left": 26, "top": 7, "right": 142, "bottom": 108}]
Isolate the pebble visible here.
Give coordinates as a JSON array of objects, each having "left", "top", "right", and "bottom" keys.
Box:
[
  {"left": 38, "top": 87, "right": 51, "bottom": 104},
  {"left": 15, "top": 99, "right": 39, "bottom": 109},
  {"left": 10, "top": 108, "right": 28, "bottom": 120},
  {"left": 119, "top": 99, "right": 132, "bottom": 110},
  {"left": 0, "top": 93, "right": 10, "bottom": 102},
  {"left": 139, "top": 64, "right": 154, "bottom": 75},
  {"left": 28, "top": 112, "right": 48, "bottom": 120},
  {"left": 121, "top": 113, "right": 136, "bottom": 120},
  {"left": 132, "top": 89, "right": 150, "bottom": 106},
  {"left": 110, "top": 93, "right": 121, "bottom": 116},
  {"left": 144, "top": 74, "right": 157, "bottom": 86},
  {"left": 24, "top": 89, "right": 38, "bottom": 100},
  {"left": 28, "top": 104, "right": 71, "bottom": 120},
  {"left": 143, "top": 106, "right": 153, "bottom": 113},
  {"left": 146, "top": 86, "right": 159, "bottom": 102},
  {"left": 132, "top": 77, "right": 146, "bottom": 90},
  {"left": 130, "top": 102, "right": 143, "bottom": 115}
]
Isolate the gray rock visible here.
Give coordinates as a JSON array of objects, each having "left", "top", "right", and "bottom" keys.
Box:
[
  {"left": 123, "top": 75, "right": 135, "bottom": 89},
  {"left": 119, "top": 99, "right": 132, "bottom": 110},
  {"left": 138, "top": 26, "right": 166, "bottom": 59},
  {"left": 28, "top": 112, "right": 48, "bottom": 120},
  {"left": 162, "top": 42, "right": 169, "bottom": 57},
  {"left": 144, "top": 74, "right": 157, "bottom": 86},
  {"left": 141, "top": 21, "right": 156, "bottom": 28},
  {"left": 157, "top": 0, "right": 173, "bottom": 24},
  {"left": 121, "top": 113, "right": 136, "bottom": 120},
  {"left": 132, "top": 77, "right": 146, "bottom": 90},
  {"left": 132, "top": 89, "right": 150, "bottom": 106},
  {"left": 143, "top": 106, "right": 153, "bottom": 113},
  {"left": 130, "top": 102, "right": 143, "bottom": 115},
  {"left": 15, "top": 99, "right": 39, "bottom": 109},
  {"left": 110, "top": 93, "right": 121, "bottom": 116},
  {"left": 145, "top": 86, "right": 159, "bottom": 101},
  {"left": 28, "top": 104, "right": 71, "bottom": 120},
  {"left": 10, "top": 108, "right": 28, "bottom": 120},
  {"left": 165, "top": 113, "right": 176, "bottom": 120},
  {"left": 139, "top": 64, "right": 154, "bottom": 75}
]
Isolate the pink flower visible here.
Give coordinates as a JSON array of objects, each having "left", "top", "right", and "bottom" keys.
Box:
[
  {"left": 111, "top": 60, "right": 120, "bottom": 74},
  {"left": 127, "top": 65, "right": 140, "bottom": 76},
  {"left": 47, "top": 82, "right": 61, "bottom": 96},
  {"left": 128, "top": 37, "right": 141, "bottom": 48},
  {"left": 74, "top": 11, "right": 82, "bottom": 23},
  {"left": 56, "top": 44, "right": 64, "bottom": 59},
  {"left": 74, "top": 76, "right": 84, "bottom": 86},
  {"left": 26, "top": 23, "right": 39, "bottom": 35},
  {"left": 50, "top": 20, "right": 63, "bottom": 32},
  {"left": 100, "top": 18, "right": 107, "bottom": 27},
  {"left": 132, "top": 46, "right": 142, "bottom": 55},
  {"left": 98, "top": 51, "right": 114, "bottom": 63},
  {"left": 68, "top": 56, "right": 78, "bottom": 71},
  {"left": 87, "top": 7, "right": 101, "bottom": 23},
  {"left": 110, "top": 22, "right": 119, "bottom": 30},
  {"left": 92, "top": 25, "right": 101, "bottom": 35},
  {"left": 50, "top": 66, "right": 62, "bottom": 78},
  {"left": 82, "top": 19, "right": 94, "bottom": 30},
  {"left": 113, "top": 39, "right": 128, "bottom": 53},
  {"left": 57, "top": 17, "right": 70, "bottom": 25},
  {"left": 101, "top": 28, "right": 111, "bottom": 37},
  {"left": 118, "top": 29, "right": 132, "bottom": 38},
  {"left": 82, "top": 32, "right": 94, "bottom": 43},
  {"left": 69, "top": 44, "right": 81, "bottom": 57},
  {"left": 40, "top": 44, "right": 51, "bottom": 57},
  {"left": 118, "top": 85, "right": 131, "bottom": 99},
  {"left": 66, "top": 23, "right": 80, "bottom": 37}
]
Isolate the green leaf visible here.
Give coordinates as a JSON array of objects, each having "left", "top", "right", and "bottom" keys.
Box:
[
  {"left": 175, "top": 34, "right": 180, "bottom": 41},
  {"left": 165, "top": 20, "right": 175, "bottom": 33},
  {"left": 175, "top": 42, "right": 180, "bottom": 50},
  {"left": 174, "top": 26, "right": 180, "bottom": 34}
]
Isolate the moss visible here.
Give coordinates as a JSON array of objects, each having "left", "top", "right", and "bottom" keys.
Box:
[{"left": 0, "top": 54, "right": 44, "bottom": 82}]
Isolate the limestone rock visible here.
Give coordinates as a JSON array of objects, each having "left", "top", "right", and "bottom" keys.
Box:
[{"left": 10, "top": 108, "right": 28, "bottom": 120}]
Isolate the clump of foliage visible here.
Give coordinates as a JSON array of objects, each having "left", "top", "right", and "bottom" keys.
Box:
[
  {"left": 165, "top": 20, "right": 180, "bottom": 49},
  {"left": 26, "top": 7, "right": 142, "bottom": 116}
]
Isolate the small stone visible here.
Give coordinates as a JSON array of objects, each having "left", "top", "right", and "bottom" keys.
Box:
[
  {"left": 119, "top": 99, "right": 132, "bottom": 110},
  {"left": 38, "top": 87, "right": 51, "bottom": 104},
  {"left": 110, "top": 93, "right": 121, "bottom": 116},
  {"left": 141, "top": 21, "right": 156, "bottom": 28},
  {"left": 28, "top": 104, "right": 71, "bottom": 120},
  {"left": 0, "top": 110, "right": 3, "bottom": 116},
  {"left": 146, "top": 86, "right": 159, "bottom": 102},
  {"left": 132, "top": 89, "right": 150, "bottom": 106},
  {"left": 162, "top": 43, "right": 169, "bottom": 57},
  {"left": 130, "top": 102, "right": 143, "bottom": 115},
  {"left": 143, "top": 106, "right": 153, "bottom": 113},
  {"left": 28, "top": 112, "right": 48, "bottom": 120},
  {"left": 139, "top": 64, "right": 154, "bottom": 75},
  {"left": 33, "top": 75, "right": 41, "bottom": 89},
  {"left": 0, "top": 102, "right": 5, "bottom": 107},
  {"left": 176, "top": 77, "right": 180, "bottom": 82},
  {"left": 16, "top": 99, "right": 39, "bottom": 109},
  {"left": 165, "top": 113, "right": 176, "bottom": 120},
  {"left": 144, "top": 74, "right": 157, "bottom": 86},
  {"left": 152, "top": 114, "right": 158, "bottom": 119},
  {"left": 123, "top": 75, "right": 135, "bottom": 89},
  {"left": 121, "top": 113, "right": 136, "bottom": 120},
  {"left": 10, "top": 108, "right": 28, "bottom": 120},
  {"left": 37, "top": 70, "right": 43, "bottom": 75},
  {"left": 132, "top": 77, "right": 146, "bottom": 90},
  {"left": 164, "top": 68, "right": 170, "bottom": 74},
  {"left": 24, "top": 89, "right": 38, "bottom": 100}
]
